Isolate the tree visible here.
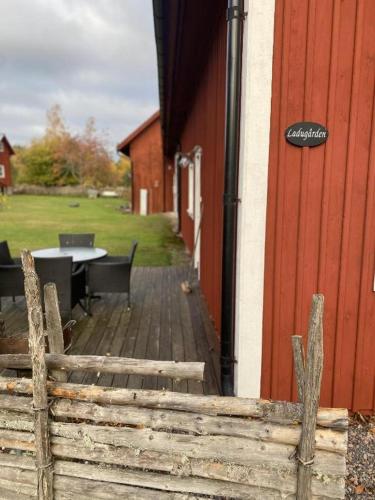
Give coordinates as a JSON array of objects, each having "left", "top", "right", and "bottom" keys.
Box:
[
  {"left": 15, "top": 140, "right": 59, "bottom": 186},
  {"left": 13, "top": 105, "right": 126, "bottom": 188},
  {"left": 116, "top": 155, "right": 132, "bottom": 187},
  {"left": 46, "top": 104, "right": 67, "bottom": 139}
]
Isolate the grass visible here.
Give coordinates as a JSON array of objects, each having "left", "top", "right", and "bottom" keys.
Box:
[{"left": 0, "top": 195, "right": 186, "bottom": 266}]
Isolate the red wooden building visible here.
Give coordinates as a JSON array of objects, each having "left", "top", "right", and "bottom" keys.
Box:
[
  {"left": 153, "top": 0, "right": 375, "bottom": 413},
  {"left": 0, "top": 134, "right": 15, "bottom": 194},
  {"left": 117, "top": 111, "right": 173, "bottom": 214}
]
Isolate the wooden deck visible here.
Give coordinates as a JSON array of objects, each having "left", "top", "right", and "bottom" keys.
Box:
[{"left": 0, "top": 266, "right": 220, "bottom": 395}]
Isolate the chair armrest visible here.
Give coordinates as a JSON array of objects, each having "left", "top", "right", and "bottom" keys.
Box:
[
  {"left": 90, "top": 261, "right": 131, "bottom": 269},
  {"left": 91, "top": 256, "right": 130, "bottom": 265}
]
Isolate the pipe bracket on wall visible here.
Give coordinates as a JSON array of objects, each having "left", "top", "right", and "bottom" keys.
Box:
[
  {"left": 223, "top": 194, "right": 241, "bottom": 206},
  {"left": 226, "top": 6, "right": 247, "bottom": 22}
]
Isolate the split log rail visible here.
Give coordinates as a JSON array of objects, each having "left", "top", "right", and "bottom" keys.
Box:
[{"left": 0, "top": 251, "right": 347, "bottom": 499}]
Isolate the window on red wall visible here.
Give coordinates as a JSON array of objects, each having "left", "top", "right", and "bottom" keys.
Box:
[{"left": 0, "top": 165, "right": 5, "bottom": 178}]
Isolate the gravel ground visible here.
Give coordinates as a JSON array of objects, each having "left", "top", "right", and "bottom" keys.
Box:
[{"left": 345, "top": 415, "right": 375, "bottom": 498}]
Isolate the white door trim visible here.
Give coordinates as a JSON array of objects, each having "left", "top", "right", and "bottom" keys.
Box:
[{"left": 234, "top": 0, "right": 275, "bottom": 397}]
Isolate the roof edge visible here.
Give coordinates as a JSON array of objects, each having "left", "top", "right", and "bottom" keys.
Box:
[
  {"left": 0, "top": 134, "right": 15, "bottom": 155},
  {"left": 117, "top": 110, "right": 160, "bottom": 153}
]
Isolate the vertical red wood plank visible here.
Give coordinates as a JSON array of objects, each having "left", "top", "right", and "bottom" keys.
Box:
[
  {"left": 353, "top": 90, "right": 375, "bottom": 412},
  {"left": 293, "top": 0, "right": 315, "bottom": 335},
  {"left": 271, "top": 0, "right": 309, "bottom": 401},
  {"left": 292, "top": 0, "right": 333, "bottom": 402},
  {"left": 261, "top": 0, "right": 285, "bottom": 399},
  {"left": 346, "top": 0, "right": 375, "bottom": 413},
  {"left": 332, "top": 0, "right": 365, "bottom": 409},
  {"left": 319, "top": 0, "right": 358, "bottom": 408},
  {"left": 317, "top": 0, "right": 342, "bottom": 407},
  {"left": 268, "top": 0, "right": 292, "bottom": 401}
]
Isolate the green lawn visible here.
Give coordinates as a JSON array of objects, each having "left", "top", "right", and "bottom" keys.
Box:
[{"left": 0, "top": 195, "right": 185, "bottom": 266}]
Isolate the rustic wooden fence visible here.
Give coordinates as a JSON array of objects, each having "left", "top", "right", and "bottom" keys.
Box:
[{"left": 0, "top": 251, "right": 347, "bottom": 499}]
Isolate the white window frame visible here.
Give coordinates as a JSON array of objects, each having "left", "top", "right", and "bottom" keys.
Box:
[
  {"left": 193, "top": 147, "right": 202, "bottom": 274},
  {"left": 173, "top": 154, "right": 179, "bottom": 214},
  {"left": 182, "top": 146, "right": 202, "bottom": 274},
  {"left": 0, "top": 165, "right": 5, "bottom": 179},
  {"left": 187, "top": 161, "right": 194, "bottom": 219}
]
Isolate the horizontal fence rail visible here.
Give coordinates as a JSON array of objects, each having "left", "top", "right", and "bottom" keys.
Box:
[
  {"left": 0, "top": 354, "right": 205, "bottom": 381},
  {"left": 0, "top": 376, "right": 348, "bottom": 428}
]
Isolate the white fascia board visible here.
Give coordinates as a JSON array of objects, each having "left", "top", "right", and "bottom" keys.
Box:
[{"left": 234, "top": 0, "right": 275, "bottom": 397}]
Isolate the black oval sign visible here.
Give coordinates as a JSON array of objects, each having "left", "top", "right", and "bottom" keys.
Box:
[{"left": 285, "top": 122, "right": 328, "bottom": 147}]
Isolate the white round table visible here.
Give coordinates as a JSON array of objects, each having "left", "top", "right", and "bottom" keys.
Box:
[{"left": 31, "top": 247, "right": 108, "bottom": 263}]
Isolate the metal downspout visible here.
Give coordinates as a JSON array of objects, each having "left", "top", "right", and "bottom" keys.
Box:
[{"left": 220, "top": 0, "right": 245, "bottom": 396}]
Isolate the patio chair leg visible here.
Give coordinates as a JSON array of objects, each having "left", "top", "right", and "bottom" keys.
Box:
[
  {"left": 78, "top": 299, "right": 91, "bottom": 316},
  {"left": 87, "top": 295, "right": 92, "bottom": 316}
]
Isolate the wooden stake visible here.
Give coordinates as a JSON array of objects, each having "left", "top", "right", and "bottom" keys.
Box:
[
  {"left": 0, "top": 319, "right": 6, "bottom": 338},
  {"left": 44, "top": 283, "right": 67, "bottom": 383},
  {"left": 296, "top": 294, "right": 324, "bottom": 500},
  {"left": 292, "top": 335, "right": 305, "bottom": 402},
  {"left": 21, "top": 250, "right": 53, "bottom": 500}
]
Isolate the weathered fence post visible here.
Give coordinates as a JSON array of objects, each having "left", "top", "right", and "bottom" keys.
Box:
[
  {"left": 292, "top": 335, "right": 305, "bottom": 403},
  {"left": 296, "top": 294, "right": 324, "bottom": 500},
  {"left": 0, "top": 319, "right": 5, "bottom": 337},
  {"left": 44, "top": 282, "right": 67, "bottom": 383},
  {"left": 21, "top": 250, "right": 53, "bottom": 499}
]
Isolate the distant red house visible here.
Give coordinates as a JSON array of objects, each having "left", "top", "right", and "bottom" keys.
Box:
[
  {"left": 117, "top": 111, "right": 173, "bottom": 215},
  {"left": 0, "top": 134, "right": 15, "bottom": 193}
]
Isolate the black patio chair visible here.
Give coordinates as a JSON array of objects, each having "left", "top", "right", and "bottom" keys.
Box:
[
  {"left": 87, "top": 241, "right": 138, "bottom": 313},
  {"left": 0, "top": 240, "right": 15, "bottom": 265},
  {"left": 34, "top": 256, "right": 86, "bottom": 321},
  {"left": 0, "top": 241, "right": 24, "bottom": 310},
  {"left": 59, "top": 233, "right": 95, "bottom": 248}
]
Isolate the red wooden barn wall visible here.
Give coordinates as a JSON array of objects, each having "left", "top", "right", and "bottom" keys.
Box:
[
  {"left": 262, "top": 0, "right": 375, "bottom": 413},
  {"left": 0, "top": 141, "right": 13, "bottom": 188},
  {"left": 179, "top": 11, "right": 227, "bottom": 334},
  {"left": 130, "top": 119, "right": 165, "bottom": 214}
]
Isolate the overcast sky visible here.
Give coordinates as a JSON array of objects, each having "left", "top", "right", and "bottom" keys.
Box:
[{"left": 0, "top": 0, "right": 158, "bottom": 154}]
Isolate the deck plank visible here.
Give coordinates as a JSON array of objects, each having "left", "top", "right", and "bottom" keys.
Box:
[
  {"left": 142, "top": 267, "right": 163, "bottom": 390},
  {"left": 169, "top": 267, "right": 188, "bottom": 393},
  {"left": 112, "top": 267, "right": 148, "bottom": 388},
  {"left": 126, "top": 268, "right": 155, "bottom": 389},
  {"left": 176, "top": 268, "right": 204, "bottom": 395},
  {"left": 157, "top": 267, "right": 173, "bottom": 391}
]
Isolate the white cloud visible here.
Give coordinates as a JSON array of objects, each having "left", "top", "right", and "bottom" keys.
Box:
[{"left": 0, "top": 0, "right": 158, "bottom": 153}]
